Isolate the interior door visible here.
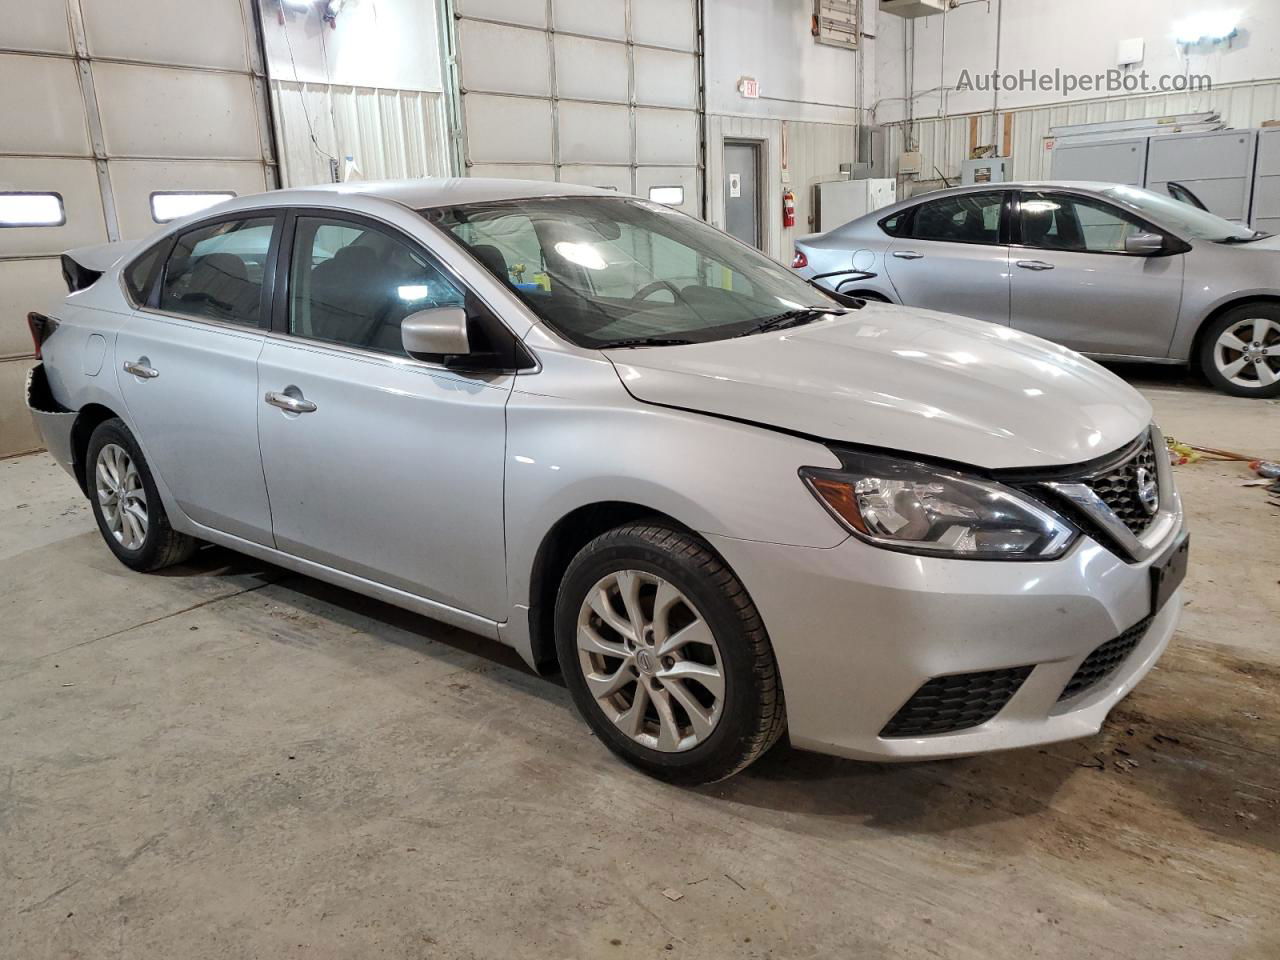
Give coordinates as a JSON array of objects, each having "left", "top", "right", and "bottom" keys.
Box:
[
  {"left": 1009, "top": 190, "right": 1184, "bottom": 357},
  {"left": 883, "top": 190, "right": 1011, "bottom": 326},
  {"left": 256, "top": 211, "right": 514, "bottom": 619},
  {"left": 115, "top": 213, "right": 278, "bottom": 545},
  {"left": 724, "top": 142, "right": 761, "bottom": 248}
]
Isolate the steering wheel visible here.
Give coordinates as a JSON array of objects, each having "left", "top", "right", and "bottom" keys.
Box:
[{"left": 631, "top": 275, "right": 704, "bottom": 305}]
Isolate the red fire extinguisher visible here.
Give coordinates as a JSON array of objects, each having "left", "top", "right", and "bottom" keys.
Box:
[{"left": 782, "top": 190, "right": 796, "bottom": 228}]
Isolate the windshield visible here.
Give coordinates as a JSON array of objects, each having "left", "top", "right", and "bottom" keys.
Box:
[
  {"left": 427, "top": 196, "right": 840, "bottom": 348},
  {"left": 1100, "top": 184, "right": 1259, "bottom": 242}
]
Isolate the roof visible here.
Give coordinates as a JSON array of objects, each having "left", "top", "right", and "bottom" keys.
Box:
[{"left": 263, "top": 177, "right": 618, "bottom": 210}]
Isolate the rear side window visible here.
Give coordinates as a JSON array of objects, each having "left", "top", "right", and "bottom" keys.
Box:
[
  {"left": 124, "top": 243, "right": 164, "bottom": 305},
  {"left": 158, "top": 216, "right": 276, "bottom": 326},
  {"left": 879, "top": 211, "right": 905, "bottom": 236},
  {"left": 909, "top": 192, "right": 1004, "bottom": 244}
]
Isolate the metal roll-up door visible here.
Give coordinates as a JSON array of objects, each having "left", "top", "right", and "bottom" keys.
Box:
[
  {"left": 446, "top": 0, "right": 703, "bottom": 216},
  {"left": 0, "top": 0, "right": 276, "bottom": 457}
]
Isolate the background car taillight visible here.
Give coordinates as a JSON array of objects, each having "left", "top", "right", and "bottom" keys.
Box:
[
  {"left": 791, "top": 250, "right": 808, "bottom": 269},
  {"left": 27, "top": 312, "right": 58, "bottom": 360}
]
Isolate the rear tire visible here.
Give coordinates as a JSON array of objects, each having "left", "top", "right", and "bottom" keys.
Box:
[
  {"left": 1197, "top": 304, "right": 1280, "bottom": 398},
  {"left": 554, "top": 521, "right": 786, "bottom": 784},
  {"left": 85, "top": 418, "right": 197, "bottom": 571}
]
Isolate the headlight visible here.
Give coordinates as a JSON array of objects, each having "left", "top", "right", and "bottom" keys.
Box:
[{"left": 800, "top": 450, "right": 1077, "bottom": 560}]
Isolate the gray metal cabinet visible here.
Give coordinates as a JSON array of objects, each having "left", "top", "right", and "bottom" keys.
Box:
[
  {"left": 1146, "top": 129, "right": 1257, "bottom": 224},
  {"left": 1050, "top": 137, "right": 1148, "bottom": 186},
  {"left": 1254, "top": 128, "right": 1280, "bottom": 237}
]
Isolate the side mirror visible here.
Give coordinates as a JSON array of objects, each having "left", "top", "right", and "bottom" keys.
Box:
[
  {"left": 401, "top": 306, "right": 470, "bottom": 360},
  {"left": 1125, "top": 232, "right": 1166, "bottom": 256}
]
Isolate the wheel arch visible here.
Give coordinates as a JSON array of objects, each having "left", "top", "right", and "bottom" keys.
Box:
[
  {"left": 70, "top": 402, "right": 124, "bottom": 495},
  {"left": 525, "top": 501, "right": 697, "bottom": 673}
]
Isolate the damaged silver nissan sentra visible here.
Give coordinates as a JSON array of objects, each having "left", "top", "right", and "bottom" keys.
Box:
[{"left": 26, "top": 178, "right": 1188, "bottom": 783}]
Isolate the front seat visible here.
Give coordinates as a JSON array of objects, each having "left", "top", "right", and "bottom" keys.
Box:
[{"left": 308, "top": 246, "right": 388, "bottom": 344}]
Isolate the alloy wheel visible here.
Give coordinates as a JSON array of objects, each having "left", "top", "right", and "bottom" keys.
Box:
[
  {"left": 95, "top": 442, "right": 148, "bottom": 550},
  {"left": 1214, "top": 317, "right": 1280, "bottom": 388},
  {"left": 576, "top": 569, "right": 725, "bottom": 752}
]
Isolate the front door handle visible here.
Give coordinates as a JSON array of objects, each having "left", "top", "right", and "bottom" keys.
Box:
[
  {"left": 892, "top": 250, "right": 925, "bottom": 260},
  {"left": 1016, "top": 260, "right": 1055, "bottom": 271},
  {"left": 122, "top": 359, "right": 159, "bottom": 379},
  {"left": 265, "top": 391, "right": 317, "bottom": 414}
]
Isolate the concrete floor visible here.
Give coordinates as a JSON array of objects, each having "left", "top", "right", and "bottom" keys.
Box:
[{"left": 2, "top": 370, "right": 1278, "bottom": 959}]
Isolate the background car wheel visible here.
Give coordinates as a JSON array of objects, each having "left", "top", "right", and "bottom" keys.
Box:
[
  {"left": 1198, "top": 304, "right": 1280, "bottom": 398},
  {"left": 554, "top": 521, "right": 786, "bottom": 784},
  {"left": 86, "top": 418, "right": 197, "bottom": 571}
]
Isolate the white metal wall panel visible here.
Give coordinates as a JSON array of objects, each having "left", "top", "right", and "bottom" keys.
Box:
[
  {"left": 468, "top": 163, "right": 559, "bottom": 181},
  {"left": 81, "top": 0, "right": 249, "bottom": 71},
  {"left": 0, "top": 0, "right": 275, "bottom": 458},
  {"left": 0, "top": 54, "right": 91, "bottom": 156},
  {"left": 0, "top": 0, "right": 73, "bottom": 53},
  {"left": 559, "top": 103, "right": 632, "bottom": 165},
  {"left": 555, "top": 35, "right": 629, "bottom": 103},
  {"left": 634, "top": 48, "right": 698, "bottom": 109},
  {"left": 557, "top": 165, "right": 633, "bottom": 192},
  {"left": 635, "top": 167, "right": 698, "bottom": 215},
  {"left": 553, "top": 0, "right": 626, "bottom": 40},
  {"left": 452, "top": 0, "right": 702, "bottom": 205}
]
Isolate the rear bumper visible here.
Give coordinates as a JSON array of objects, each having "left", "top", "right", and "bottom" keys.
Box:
[
  {"left": 26, "top": 363, "right": 77, "bottom": 479},
  {"left": 706, "top": 527, "right": 1184, "bottom": 762}
]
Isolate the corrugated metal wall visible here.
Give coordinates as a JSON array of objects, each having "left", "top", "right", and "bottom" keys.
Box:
[
  {"left": 269, "top": 80, "right": 450, "bottom": 187},
  {"left": 886, "top": 79, "right": 1280, "bottom": 191},
  {"left": 706, "top": 115, "right": 857, "bottom": 260}
]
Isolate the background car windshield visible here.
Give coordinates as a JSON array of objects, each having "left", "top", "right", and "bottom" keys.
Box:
[
  {"left": 430, "top": 197, "right": 838, "bottom": 347},
  {"left": 1101, "top": 185, "right": 1257, "bottom": 242}
]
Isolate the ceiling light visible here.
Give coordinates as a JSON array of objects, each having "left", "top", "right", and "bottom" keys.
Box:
[{"left": 1173, "top": 11, "right": 1240, "bottom": 44}]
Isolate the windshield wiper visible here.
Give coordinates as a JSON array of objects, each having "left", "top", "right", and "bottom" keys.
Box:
[
  {"left": 735, "top": 307, "right": 843, "bottom": 337},
  {"left": 594, "top": 336, "right": 696, "bottom": 349},
  {"left": 1218, "top": 231, "right": 1271, "bottom": 244}
]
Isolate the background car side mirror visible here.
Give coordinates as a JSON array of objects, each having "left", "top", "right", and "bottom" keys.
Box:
[
  {"left": 1125, "top": 232, "right": 1167, "bottom": 256},
  {"left": 401, "top": 306, "right": 470, "bottom": 360}
]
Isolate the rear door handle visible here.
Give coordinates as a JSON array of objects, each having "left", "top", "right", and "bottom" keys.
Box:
[
  {"left": 122, "top": 359, "right": 159, "bottom": 379},
  {"left": 892, "top": 251, "right": 924, "bottom": 260},
  {"left": 265, "top": 391, "right": 317, "bottom": 414},
  {"left": 1016, "top": 260, "right": 1055, "bottom": 271}
]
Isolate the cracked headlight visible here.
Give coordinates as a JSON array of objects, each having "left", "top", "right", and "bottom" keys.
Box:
[{"left": 800, "top": 450, "right": 1078, "bottom": 560}]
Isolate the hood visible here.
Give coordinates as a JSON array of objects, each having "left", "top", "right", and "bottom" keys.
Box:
[{"left": 607, "top": 303, "right": 1152, "bottom": 470}]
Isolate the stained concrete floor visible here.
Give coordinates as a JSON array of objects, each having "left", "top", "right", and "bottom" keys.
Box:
[{"left": 2, "top": 371, "right": 1278, "bottom": 960}]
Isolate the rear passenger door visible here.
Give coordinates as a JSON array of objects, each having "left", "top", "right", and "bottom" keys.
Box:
[
  {"left": 883, "top": 191, "right": 1011, "bottom": 326},
  {"left": 116, "top": 212, "right": 279, "bottom": 545}
]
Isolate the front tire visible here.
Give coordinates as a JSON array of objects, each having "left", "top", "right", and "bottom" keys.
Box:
[
  {"left": 1198, "top": 305, "right": 1280, "bottom": 398},
  {"left": 554, "top": 522, "right": 786, "bottom": 784},
  {"left": 86, "top": 418, "right": 197, "bottom": 571}
]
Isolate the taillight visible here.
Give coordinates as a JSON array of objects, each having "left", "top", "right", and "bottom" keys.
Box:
[
  {"left": 791, "top": 250, "right": 808, "bottom": 269},
  {"left": 27, "top": 312, "right": 58, "bottom": 360}
]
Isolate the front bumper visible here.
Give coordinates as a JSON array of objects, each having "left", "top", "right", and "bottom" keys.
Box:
[{"left": 707, "top": 527, "right": 1184, "bottom": 762}]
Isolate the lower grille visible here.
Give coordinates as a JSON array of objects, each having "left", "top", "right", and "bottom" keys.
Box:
[
  {"left": 1058, "top": 616, "right": 1154, "bottom": 702},
  {"left": 880, "top": 666, "right": 1033, "bottom": 738}
]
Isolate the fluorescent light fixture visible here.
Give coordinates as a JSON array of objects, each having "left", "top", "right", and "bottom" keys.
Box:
[
  {"left": 150, "top": 191, "right": 235, "bottom": 223},
  {"left": 648, "top": 186, "right": 684, "bottom": 206},
  {"left": 281, "top": 0, "right": 312, "bottom": 12},
  {"left": 553, "top": 241, "right": 608, "bottom": 271},
  {"left": 0, "top": 192, "right": 65, "bottom": 227},
  {"left": 1173, "top": 10, "right": 1240, "bottom": 44},
  {"left": 397, "top": 284, "right": 430, "bottom": 301}
]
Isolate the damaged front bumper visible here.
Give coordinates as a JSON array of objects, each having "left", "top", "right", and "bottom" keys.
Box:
[{"left": 26, "top": 362, "right": 77, "bottom": 479}]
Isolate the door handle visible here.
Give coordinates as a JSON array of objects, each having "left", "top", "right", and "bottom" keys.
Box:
[
  {"left": 892, "top": 251, "right": 925, "bottom": 260},
  {"left": 122, "top": 359, "right": 159, "bottom": 379},
  {"left": 265, "top": 391, "right": 317, "bottom": 414},
  {"left": 1016, "top": 260, "right": 1055, "bottom": 271}
]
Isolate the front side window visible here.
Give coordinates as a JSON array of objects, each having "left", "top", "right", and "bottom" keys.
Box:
[
  {"left": 908, "top": 192, "right": 1003, "bottom": 244},
  {"left": 158, "top": 216, "right": 275, "bottom": 325},
  {"left": 288, "top": 216, "right": 465, "bottom": 357},
  {"left": 1019, "top": 192, "right": 1146, "bottom": 254},
  {"left": 431, "top": 197, "right": 840, "bottom": 348}
]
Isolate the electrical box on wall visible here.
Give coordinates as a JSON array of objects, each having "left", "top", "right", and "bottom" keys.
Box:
[
  {"left": 879, "top": 0, "right": 948, "bottom": 19},
  {"left": 961, "top": 157, "right": 1010, "bottom": 185}
]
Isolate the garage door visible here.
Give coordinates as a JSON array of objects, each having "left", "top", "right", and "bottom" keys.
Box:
[
  {"left": 0, "top": 0, "right": 277, "bottom": 457},
  {"left": 447, "top": 0, "right": 703, "bottom": 216}
]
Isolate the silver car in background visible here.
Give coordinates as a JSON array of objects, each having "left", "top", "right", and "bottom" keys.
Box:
[{"left": 793, "top": 182, "right": 1280, "bottom": 398}]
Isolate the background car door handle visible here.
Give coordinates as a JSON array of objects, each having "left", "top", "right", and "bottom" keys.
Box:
[
  {"left": 892, "top": 251, "right": 925, "bottom": 260},
  {"left": 1016, "top": 260, "right": 1055, "bottom": 271},
  {"left": 265, "top": 391, "right": 317, "bottom": 414},
  {"left": 122, "top": 359, "right": 159, "bottom": 379}
]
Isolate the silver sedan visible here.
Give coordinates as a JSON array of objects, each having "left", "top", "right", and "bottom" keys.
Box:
[{"left": 793, "top": 181, "right": 1280, "bottom": 398}]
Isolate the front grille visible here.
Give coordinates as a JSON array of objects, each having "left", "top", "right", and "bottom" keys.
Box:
[
  {"left": 880, "top": 666, "right": 1033, "bottom": 738},
  {"left": 1058, "top": 616, "right": 1154, "bottom": 702},
  {"left": 1083, "top": 434, "right": 1159, "bottom": 536}
]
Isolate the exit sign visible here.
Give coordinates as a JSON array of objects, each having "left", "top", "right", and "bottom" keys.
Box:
[{"left": 738, "top": 76, "right": 760, "bottom": 99}]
